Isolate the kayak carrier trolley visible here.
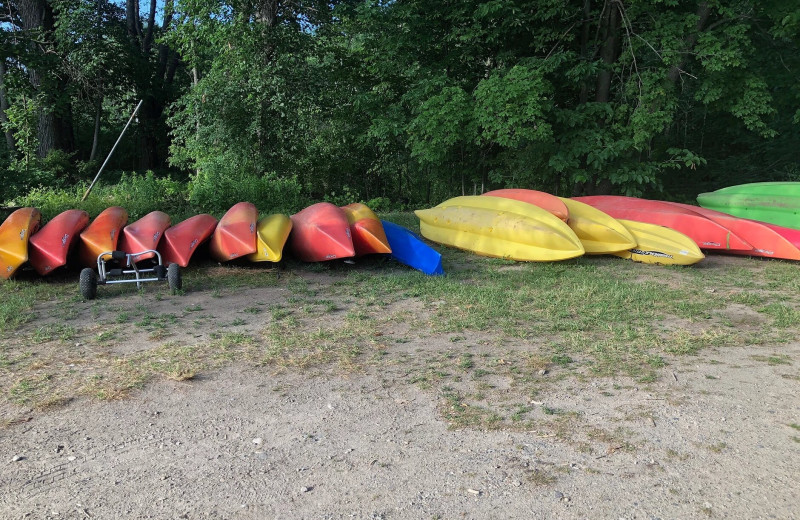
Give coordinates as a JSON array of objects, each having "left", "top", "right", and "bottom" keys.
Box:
[{"left": 79, "top": 250, "right": 181, "bottom": 300}]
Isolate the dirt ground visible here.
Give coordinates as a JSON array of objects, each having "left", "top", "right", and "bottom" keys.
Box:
[{"left": 1, "top": 262, "right": 799, "bottom": 519}]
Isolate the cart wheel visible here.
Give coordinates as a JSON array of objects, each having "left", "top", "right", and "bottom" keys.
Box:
[
  {"left": 154, "top": 264, "right": 167, "bottom": 280},
  {"left": 79, "top": 268, "right": 98, "bottom": 300},
  {"left": 167, "top": 263, "right": 182, "bottom": 292}
]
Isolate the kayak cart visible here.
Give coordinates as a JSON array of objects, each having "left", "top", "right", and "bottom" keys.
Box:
[{"left": 79, "top": 250, "right": 181, "bottom": 300}]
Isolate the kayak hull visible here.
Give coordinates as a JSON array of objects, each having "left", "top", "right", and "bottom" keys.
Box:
[
  {"left": 0, "top": 208, "right": 42, "bottom": 279},
  {"left": 117, "top": 211, "right": 171, "bottom": 261},
  {"left": 664, "top": 202, "right": 800, "bottom": 261},
  {"left": 381, "top": 220, "right": 443, "bottom": 275},
  {"left": 613, "top": 219, "right": 705, "bottom": 266},
  {"left": 159, "top": 214, "right": 218, "bottom": 267},
  {"left": 209, "top": 202, "right": 258, "bottom": 262},
  {"left": 247, "top": 214, "right": 293, "bottom": 262},
  {"left": 482, "top": 189, "right": 569, "bottom": 222},
  {"left": 559, "top": 197, "right": 637, "bottom": 254},
  {"left": 575, "top": 196, "right": 752, "bottom": 252},
  {"left": 78, "top": 206, "right": 129, "bottom": 267},
  {"left": 28, "top": 209, "right": 90, "bottom": 275},
  {"left": 415, "top": 196, "right": 584, "bottom": 262},
  {"left": 697, "top": 182, "right": 800, "bottom": 229},
  {"left": 341, "top": 203, "right": 391, "bottom": 256},
  {"left": 288, "top": 203, "right": 355, "bottom": 262}
]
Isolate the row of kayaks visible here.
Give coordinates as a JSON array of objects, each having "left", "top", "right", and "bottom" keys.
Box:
[
  {"left": 414, "top": 188, "right": 800, "bottom": 265},
  {"left": 4, "top": 183, "right": 799, "bottom": 280},
  {"left": 0, "top": 202, "right": 444, "bottom": 280}
]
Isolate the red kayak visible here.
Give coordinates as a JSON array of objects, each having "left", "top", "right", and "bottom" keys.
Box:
[
  {"left": 28, "top": 209, "right": 90, "bottom": 275},
  {"left": 209, "top": 202, "right": 258, "bottom": 261},
  {"left": 482, "top": 189, "right": 569, "bottom": 221},
  {"left": 0, "top": 207, "right": 42, "bottom": 279},
  {"left": 117, "top": 211, "right": 171, "bottom": 261},
  {"left": 78, "top": 206, "right": 129, "bottom": 267},
  {"left": 663, "top": 202, "right": 800, "bottom": 261},
  {"left": 159, "top": 214, "right": 218, "bottom": 267},
  {"left": 574, "top": 196, "right": 752, "bottom": 252},
  {"left": 341, "top": 203, "right": 391, "bottom": 256},
  {"left": 288, "top": 202, "right": 355, "bottom": 262}
]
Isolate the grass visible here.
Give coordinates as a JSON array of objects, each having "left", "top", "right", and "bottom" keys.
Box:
[{"left": 2, "top": 242, "right": 800, "bottom": 431}]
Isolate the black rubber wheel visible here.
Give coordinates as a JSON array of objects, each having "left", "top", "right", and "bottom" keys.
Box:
[
  {"left": 79, "top": 268, "right": 98, "bottom": 300},
  {"left": 154, "top": 264, "right": 167, "bottom": 280},
  {"left": 167, "top": 263, "right": 182, "bottom": 292}
]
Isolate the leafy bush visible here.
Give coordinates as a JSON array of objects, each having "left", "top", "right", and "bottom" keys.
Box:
[
  {"left": 12, "top": 171, "right": 191, "bottom": 221},
  {"left": 188, "top": 169, "right": 307, "bottom": 216}
]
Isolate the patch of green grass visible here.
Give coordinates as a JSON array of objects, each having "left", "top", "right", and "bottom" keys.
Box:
[
  {"left": 32, "top": 324, "right": 78, "bottom": 342},
  {"left": 760, "top": 303, "right": 800, "bottom": 328}
]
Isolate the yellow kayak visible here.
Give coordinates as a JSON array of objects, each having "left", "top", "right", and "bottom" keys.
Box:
[
  {"left": 247, "top": 213, "right": 293, "bottom": 262},
  {"left": 560, "top": 198, "right": 636, "bottom": 254},
  {"left": 415, "top": 196, "right": 584, "bottom": 262},
  {"left": 614, "top": 219, "right": 704, "bottom": 266},
  {"left": 0, "top": 208, "right": 42, "bottom": 280}
]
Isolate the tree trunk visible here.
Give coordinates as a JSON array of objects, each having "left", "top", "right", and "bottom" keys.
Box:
[
  {"left": 0, "top": 61, "right": 16, "bottom": 153},
  {"left": 578, "top": 0, "right": 592, "bottom": 105},
  {"left": 595, "top": 1, "right": 620, "bottom": 103},
  {"left": 89, "top": 97, "right": 102, "bottom": 161},
  {"left": 667, "top": 1, "right": 711, "bottom": 85}
]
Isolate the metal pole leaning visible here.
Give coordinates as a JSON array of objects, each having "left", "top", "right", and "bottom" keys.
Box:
[{"left": 81, "top": 99, "right": 144, "bottom": 202}]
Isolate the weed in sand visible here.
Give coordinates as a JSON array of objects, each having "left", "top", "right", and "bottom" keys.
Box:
[{"left": 751, "top": 354, "right": 791, "bottom": 365}]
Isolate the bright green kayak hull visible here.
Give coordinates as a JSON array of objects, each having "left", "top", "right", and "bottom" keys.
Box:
[{"left": 697, "top": 182, "right": 800, "bottom": 230}]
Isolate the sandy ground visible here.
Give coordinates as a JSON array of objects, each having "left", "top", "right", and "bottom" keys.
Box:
[
  {"left": 1, "top": 256, "right": 799, "bottom": 518},
  {"left": 1, "top": 340, "right": 798, "bottom": 519}
]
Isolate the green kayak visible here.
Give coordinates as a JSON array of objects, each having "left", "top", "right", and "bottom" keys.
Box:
[{"left": 697, "top": 182, "right": 800, "bottom": 229}]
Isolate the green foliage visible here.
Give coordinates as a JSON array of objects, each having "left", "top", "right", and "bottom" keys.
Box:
[
  {"left": 13, "top": 172, "right": 191, "bottom": 221},
  {"left": 188, "top": 170, "right": 307, "bottom": 215}
]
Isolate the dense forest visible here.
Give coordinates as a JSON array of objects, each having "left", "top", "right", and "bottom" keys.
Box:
[{"left": 1, "top": 0, "right": 799, "bottom": 214}]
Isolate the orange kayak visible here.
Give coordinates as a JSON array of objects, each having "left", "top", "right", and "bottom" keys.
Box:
[
  {"left": 288, "top": 203, "right": 355, "bottom": 262},
  {"left": 159, "top": 214, "right": 218, "bottom": 267},
  {"left": 209, "top": 202, "right": 258, "bottom": 261},
  {"left": 118, "top": 211, "right": 171, "bottom": 262},
  {"left": 574, "top": 196, "right": 752, "bottom": 252},
  {"left": 0, "top": 207, "right": 42, "bottom": 279},
  {"left": 78, "top": 206, "right": 129, "bottom": 267},
  {"left": 482, "top": 189, "right": 569, "bottom": 222},
  {"left": 663, "top": 202, "right": 800, "bottom": 261},
  {"left": 341, "top": 203, "right": 391, "bottom": 256},
  {"left": 28, "top": 209, "right": 90, "bottom": 275}
]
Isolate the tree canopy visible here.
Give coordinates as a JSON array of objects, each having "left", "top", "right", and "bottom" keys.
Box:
[{"left": 2, "top": 0, "right": 799, "bottom": 207}]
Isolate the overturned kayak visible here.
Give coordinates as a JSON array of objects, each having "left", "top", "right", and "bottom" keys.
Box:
[
  {"left": 415, "top": 196, "right": 584, "bottom": 262},
  {"left": 78, "top": 206, "right": 128, "bottom": 267},
  {"left": 247, "top": 213, "right": 293, "bottom": 263},
  {"left": 118, "top": 211, "right": 171, "bottom": 261},
  {"left": 575, "top": 196, "right": 752, "bottom": 252},
  {"left": 381, "top": 220, "right": 443, "bottom": 275},
  {"left": 341, "top": 203, "right": 391, "bottom": 256},
  {"left": 159, "top": 213, "right": 218, "bottom": 267},
  {"left": 697, "top": 182, "right": 800, "bottom": 229},
  {"left": 559, "top": 198, "right": 636, "bottom": 254},
  {"left": 209, "top": 202, "right": 258, "bottom": 262},
  {"left": 482, "top": 189, "right": 569, "bottom": 222},
  {"left": 614, "top": 219, "right": 704, "bottom": 266},
  {"left": 0, "top": 207, "right": 42, "bottom": 279},
  {"left": 288, "top": 202, "right": 355, "bottom": 262},
  {"left": 664, "top": 202, "right": 800, "bottom": 261},
  {"left": 28, "top": 209, "right": 90, "bottom": 275}
]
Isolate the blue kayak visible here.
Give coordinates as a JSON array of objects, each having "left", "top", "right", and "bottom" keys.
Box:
[{"left": 381, "top": 220, "right": 444, "bottom": 276}]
